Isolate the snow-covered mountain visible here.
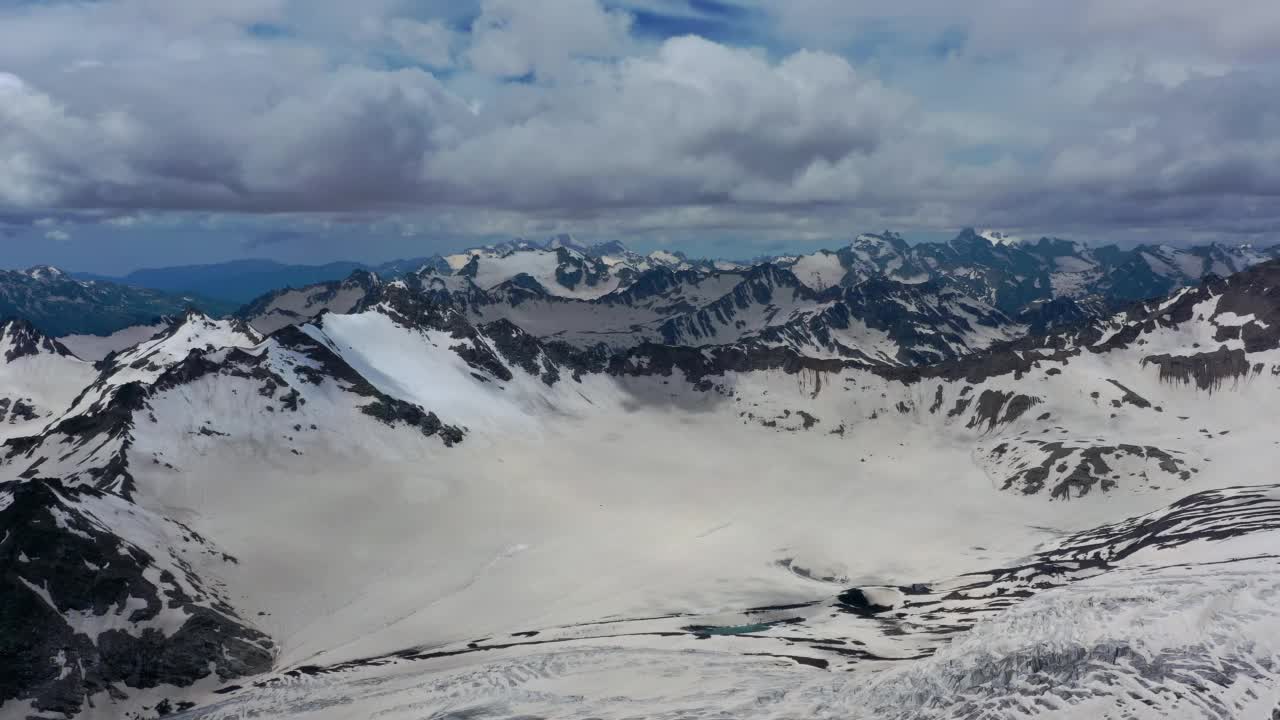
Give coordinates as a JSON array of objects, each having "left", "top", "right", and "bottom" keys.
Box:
[
  {"left": 16, "top": 230, "right": 1276, "bottom": 352},
  {"left": 238, "top": 233, "right": 1280, "bottom": 368},
  {"left": 782, "top": 229, "right": 1280, "bottom": 318},
  {"left": 0, "top": 320, "right": 96, "bottom": 441},
  {"left": 445, "top": 243, "right": 626, "bottom": 300},
  {"left": 7, "top": 252, "right": 1280, "bottom": 718},
  {"left": 237, "top": 270, "right": 383, "bottom": 336},
  {"left": 750, "top": 275, "right": 1021, "bottom": 365}
]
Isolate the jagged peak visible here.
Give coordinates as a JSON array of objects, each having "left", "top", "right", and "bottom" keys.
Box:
[
  {"left": 853, "top": 231, "right": 905, "bottom": 247},
  {"left": 493, "top": 273, "right": 552, "bottom": 296},
  {"left": 739, "top": 261, "right": 804, "bottom": 285},
  {"left": 647, "top": 249, "right": 688, "bottom": 265},
  {"left": 343, "top": 268, "right": 381, "bottom": 287},
  {"left": 978, "top": 229, "right": 1022, "bottom": 246},
  {"left": 1028, "top": 235, "right": 1085, "bottom": 251},
  {"left": 547, "top": 233, "right": 587, "bottom": 252},
  {"left": 23, "top": 264, "right": 68, "bottom": 281},
  {"left": 2, "top": 316, "right": 41, "bottom": 333},
  {"left": 590, "top": 240, "right": 631, "bottom": 256},
  {"left": 120, "top": 310, "right": 264, "bottom": 363},
  {"left": 0, "top": 317, "right": 75, "bottom": 362}
]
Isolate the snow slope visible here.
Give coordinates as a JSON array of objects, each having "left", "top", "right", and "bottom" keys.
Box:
[
  {"left": 58, "top": 321, "right": 172, "bottom": 362},
  {"left": 240, "top": 271, "right": 380, "bottom": 335},
  {"left": 0, "top": 320, "right": 96, "bottom": 440},
  {"left": 450, "top": 247, "right": 622, "bottom": 300},
  {"left": 169, "top": 485, "right": 1280, "bottom": 720}
]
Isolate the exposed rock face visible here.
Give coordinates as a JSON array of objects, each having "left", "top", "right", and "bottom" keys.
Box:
[
  {"left": 0, "top": 318, "right": 76, "bottom": 362},
  {"left": 442, "top": 243, "right": 623, "bottom": 300},
  {"left": 552, "top": 247, "right": 612, "bottom": 293},
  {"left": 604, "top": 343, "right": 849, "bottom": 385},
  {"left": 265, "top": 326, "right": 467, "bottom": 446},
  {"left": 753, "top": 276, "right": 1020, "bottom": 366},
  {"left": 876, "top": 259, "right": 1280, "bottom": 387},
  {"left": 1105, "top": 379, "right": 1152, "bottom": 408},
  {"left": 658, "top": 264, "right": 821, "bottom": 347},
  {"left": 239, "top": 270, "right": 383, "bottom": 335},
  {"left": 1142, "top": 348, "right": 1257, "bottom": 392},
  {"left": 480, "top": 319, "right": 562, "bottom": 386},
  {"left": 0, "top": 479, "right": 274, "bottom": 716},
  {"left": 603, "top": 267, "right": 719, "bottom": 314},
  {"left": 1015, "top": 296, "right": 1099, "bottom": 336},
  {"left": 966, "top": 390, "right": 1042, "bottom": 432},
  {"left": 375, "top": 285, "right": 517, "bottom": 383},
  {"left": 989, "top": 441, "right": 1193, "bottom": 499}
]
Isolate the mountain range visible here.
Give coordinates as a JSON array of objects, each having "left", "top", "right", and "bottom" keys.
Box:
[
  {"left": 239, "top": 230, "right": 1280, "bottom": 365},
  {"left": 11, "top": 229, "right": 1277, "bottom": 348},
  {"left": 4, "top": 231, "right": 1280, "bottom": 718},
  {"left": 72, "top": 257, "right": 446, "bottom": 305},
  {"left": 0, "top": 266, "right": 236, "bottom": 338}
]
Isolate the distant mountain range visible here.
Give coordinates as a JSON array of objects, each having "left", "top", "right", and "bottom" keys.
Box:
[
  {"left": 8, "top": 230, "right": 1279, "bottom": 345},
  {"left": 239, "top": 230, "right": 1280, "bottom": 367},
  {"left": 72, "top": 257, "right": 446, "bottom": 305},
  {"left": 0, "top": 266, "right": 237, "bottom": 337}
]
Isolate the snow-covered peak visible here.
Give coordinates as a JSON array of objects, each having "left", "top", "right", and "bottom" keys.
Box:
[
  {"left": 0, "top": 318, "right": 73, "bottom": 362},
  {"left": 492, "top": 237, "right": 543, "bottom": 254},
  {"left": 0, "top": 319, "right": 95, "bottom": 440},
  {"left": 978, "top": 229, "right": 1022, "bottom": 246},
  {"left": 108, "top": 312, "right": 263, "bottom": 380},
  {"left": 850, "top": 232, "right": 910, "bottom": 260},
  {"left": 23, "top": 265, "right": 67, "bottom": 281},
  {"left": 788, "top": 249, "right": 846, "bottom": 291},
  {"left": 590, "top": 241, "right": 657, "bottom": 272},
  {"left": 547, "top": 233, "right": 587, "bottom": 252},
  {"left": 449, "top": 247, "right": 621, "bottom": 299},
  {"left": 647, "top": 249, "right": 688, "bottom": 268},
  {"left": 852, "top": 231, "right": 904, "bottom": 248},
  {"left": 590, "top": 240, "right": 630, "bottom": 256}
]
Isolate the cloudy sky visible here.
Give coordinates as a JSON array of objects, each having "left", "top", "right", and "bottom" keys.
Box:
[{"left": 1, "top": 0, "right": 1277, "bottom": 273}]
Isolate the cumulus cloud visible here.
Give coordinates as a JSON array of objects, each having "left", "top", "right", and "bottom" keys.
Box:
[
  {"left": 467, "top": 0, "right": 633, "bottom": 78},
  {"left": 768, "top": 0, "right": 1280, "bottom": 61},
  {"left": 0, "top": 23, "right": 914, "bottom": 218},
  {"left": 0, "top": 73, "right": 143, "bottom": 208},
  {"left": 432, "top": 37, "right": 914, "bottom": 210},
  {"left": 0, "top": 0, "right": 1275, "bottom": 245},
  {"left": 358, "top": 16, "right": 459, "bottom": 68}
]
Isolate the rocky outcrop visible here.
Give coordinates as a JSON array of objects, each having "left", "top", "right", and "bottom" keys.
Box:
[
  {"left": 1, "top": 318, "right": 76, "bottom": 362},
  {"left": 0, "top": 479, "right": 273, "bottom": 717},
  {"left": 480, "top": 319, "right": 562, "bottom": 386},
  {"left": 1142, "top": 348, "right": 1257, "bottom": 392},
  {"left": 238, "top": 270, "right": 383, "bottom": 335},
  {"left": 658, "top": 264, "right": 824, "bottom": 346},
  {"left": 965, "top": 390, "right": 1041, "bottom": 432},
  {"left": 992, "top": 441, "right": 1193, "bottom": 498}
]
